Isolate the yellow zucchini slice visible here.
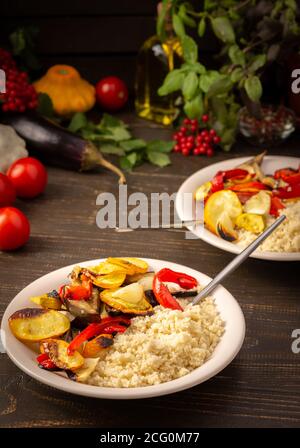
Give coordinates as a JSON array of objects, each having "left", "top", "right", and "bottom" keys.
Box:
[
  {"left": 30, "top": 294, "right": 61, "bottom": 310},
  {"left": 107, "top": 257, "right": 148, "bottom": 275},
  {"left": 41, "top": 339, "right": 84, "bottom": 371},
  {"left": 91, "top": 272, "right": 126, "bottom": 289},
  {"left": 194, "top": 181, "right": 212, "bottom": 202},
  {"left": 9, "top": 308, "right": 70, "bottom": 342},
  {"left": 236, "top": 213, "right": 265, "bottom": 234},
  {"left": 204, "top": 190, "right": 242, "bottom": 240}
]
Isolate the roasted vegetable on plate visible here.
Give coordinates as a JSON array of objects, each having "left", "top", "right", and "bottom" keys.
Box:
[
  {"left": 8, "top": 257, "right": 201, "bottom": 383},
  {"left": 195, "top": 152, "right": 300, "bottom": 242}
]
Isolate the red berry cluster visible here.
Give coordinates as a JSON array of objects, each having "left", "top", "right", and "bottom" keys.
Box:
[
  {"left": 0, "top": 48, "right": 38, "bottom": 113},
  {"left": 173, "top": 115, "right": 221, "bottom": 157}
]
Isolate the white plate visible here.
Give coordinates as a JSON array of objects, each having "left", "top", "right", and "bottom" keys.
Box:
[
  {"left": 176, "top": 156, "right": 300, "bottom": 261},
  {"left": 1, "top": 258, "right": 245, "bottom": 399}
]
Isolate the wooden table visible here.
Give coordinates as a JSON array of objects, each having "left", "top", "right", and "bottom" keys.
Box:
[{"left": 1, "top": 113, "right": 299, "bottom": 428}]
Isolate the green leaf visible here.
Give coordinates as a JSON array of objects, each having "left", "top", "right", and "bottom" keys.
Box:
[
  {"left": 127, "top": 152, "right": 137, "bottom": 166},
  {"left": 9, "top": 28, "right": 26, "bottom": 54},
  {"left": 230, "top": 67, "right": 244, "bottom": 83},
  {"left": 184, "top": 94, "right": 203, "bottom": 119},
  {"left": 182, "top": 72, "right": 198, "bottom": 100},
  {"left": 244, "top": 76, "right": 263, "bottom": 102},
  {"left": 100, "top": 144, "right": 125, "bottom": 156},
  {"left": 37, "top": 93, "right": 54, "bottom": 118},
  {"left": 228, "top": 45, "right": 245, "bottom": 67},
  {"left": 172, "top": 14, "right": 185, "bottom": 39},
  {"left": 98, "top": 113, "right": 124, "bottom": 129},
  {"left": 120, "top": 156, "right": 134, "bottom": 171},
  {"left": 248, "top": 54, "right": 267, "bottom": 73},
  {"left": 147, "top": 151, "right": 171, "bottom": 167},
  {"left": 199, "top": 71, "right": 221, "bottom": 93},
  {"left": 9, "top": 26, "right": 40, "bottom": 70},
  {"left": 105, "top": 126, "right": 131, "bottom": 142},
  {"left": 147, "top": 140, "right": 174, "bottom": 153},
  {"left": 220, "top": 128, "right": 235, "bottom": 145},
  {"left": 211, "top": 16, "right": 235, "bottom": 43},
  {"left": 198, "top": 17, "right": 206, "bottom": 37},
  {"left": 158, "top": 69, "right": 185, "bottom": 96},
  {"left": 285, "top": 0, "right": 297, "bottom": 11},
  {"left": 68, "top": 112, "right": 88, "bottom": 132},
  {"left": 182, "top": 62, "right": 206, "bottom": 75},
  {"left": 178, "top": 4, "right": 196, "bottom": 28},
  {"left": 120, "top": 139, "right": 146, "bottom": 151},
  {"left": 182, "top": 35, "right": 198, "bottom": 64},
  {"left": 207, "top": 75, "right": 233, "bottom": 98}
]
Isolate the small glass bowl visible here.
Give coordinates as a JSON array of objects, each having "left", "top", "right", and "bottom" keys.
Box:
[{"left": 239, "top": 105, "right": 296, "bottom": 147}]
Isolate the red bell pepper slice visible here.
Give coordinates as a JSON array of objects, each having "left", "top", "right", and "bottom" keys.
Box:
[
  {"left": 270, "top": 197, "right": 285, "bottom": 217},
  {"left": 235, "top": 191, "right": 257, "bottom": 204},
  {"left": 274, "top": 167, "right": 298, "bottom": 180},
  {"left": 67, "top": 317, "right": 131, "bottom": 355},
  {"left": 281, "top": 172, "right": 300, "bottom": 185},
  {"left": 37, "top": 353, "right": 57, "bottom": 370},
  {"left": 59, "top": 281, "right": 92, "bottom": 301},
  {"left": 152, "top": 268, "right": 198, "bottom": 311},
  {"left": 153, "top": 276, "right": 183, "bottom": 311},
  {"left": 223, "top": 168, "right": 249, "bottom": 180},
  {"left": 101, "top": 324, "right": 127, "bottom": 334},
  {"left": 154, "top": 268, "right": 198, "bottom": 290},
  {"left": 274, "top": 183, "right": 300, "bottom": 200},
  {"left": 211, "top": 171, "right": 224, "bottom": 193}
]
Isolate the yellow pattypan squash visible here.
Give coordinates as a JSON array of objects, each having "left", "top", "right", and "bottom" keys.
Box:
[{"left": 34, "top": 65, "right": 95, "bottom": 116}]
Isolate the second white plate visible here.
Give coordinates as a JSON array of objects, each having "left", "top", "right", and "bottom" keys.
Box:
[{"left": 176, "top": 155, "right": 300, "bottom": 261}]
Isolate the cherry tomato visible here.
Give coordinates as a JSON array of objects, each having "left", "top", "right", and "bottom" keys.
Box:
[
  {"left": 7, "top": 157, "right": 47, "bottom": 199},
  {"left": 95, "top": 76, "right": 128, "bottom": 111},
  {"left": 0, "top": 173, "right": 16, "bottom": 207},
  {"left": 0, "top": 207, "right": 30, "bottom": 251}
]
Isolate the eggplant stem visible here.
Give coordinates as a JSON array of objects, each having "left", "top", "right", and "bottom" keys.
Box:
[{"left": 98, "top": 158, "right": 126, "bottom": 184}]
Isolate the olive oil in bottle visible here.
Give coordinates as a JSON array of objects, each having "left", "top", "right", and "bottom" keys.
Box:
[{"left": 135, "top": 20, "right": 183, "bottom": 125}]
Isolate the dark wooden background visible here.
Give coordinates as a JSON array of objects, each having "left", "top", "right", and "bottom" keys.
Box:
[
  {"left": 0, "top": 0, "right": 219, "bottom": 89},
  {"left": 1, "top": 0, "right": 300, "bottom": 429}
]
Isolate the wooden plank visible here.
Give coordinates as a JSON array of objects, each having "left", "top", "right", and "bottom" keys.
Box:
[
  {"left": 0, "top": 112, "right": 299, "bottom": 428},
  {"left": 0, "top": 17, "right": 219, "bottom": 55},
  {"left": 0, "top": 16, "right": 156, "bottom": 54},
  {"left": 1, "top": 0, "right": 158, "bottom": 16}
]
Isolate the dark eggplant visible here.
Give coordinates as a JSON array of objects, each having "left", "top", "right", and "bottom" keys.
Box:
[
  {"left": 105, "top": 304, "right": 123, "bottom": 316},
  {"left": 172, "top": 290, "right": 198, "bottom": 298},
  {"left": 2, "top": 111, "right": 126, "bottom": 184},
  {"left": 64, "top": 298, "right": 101, "bottom": 329},
  {"left": 145, "top": 290, "right": 159, "bottom": 307}
]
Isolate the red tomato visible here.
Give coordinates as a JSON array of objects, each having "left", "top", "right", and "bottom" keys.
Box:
[
  {"left": 0, "top": 173, "right": 16, "bottom": 207},
  {"left": 95, "top": 76, "right": 128, "bottom": 111},
  {"left": 7, "top": 157, "right": 48, "bottom": 199},
  {"left": 0, "top": 207, "right": 30, "bottom": 250}
]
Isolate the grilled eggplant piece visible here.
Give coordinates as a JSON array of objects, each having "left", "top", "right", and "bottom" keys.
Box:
[
  {"left": 145, "top": 290, "right": 159, "bottom": 307},
  {"left": 64, "top": 298, "right": 101, "bottom": 328},
  {"left": 9, "top": 308, "right": 70, "bottom": 342}
]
